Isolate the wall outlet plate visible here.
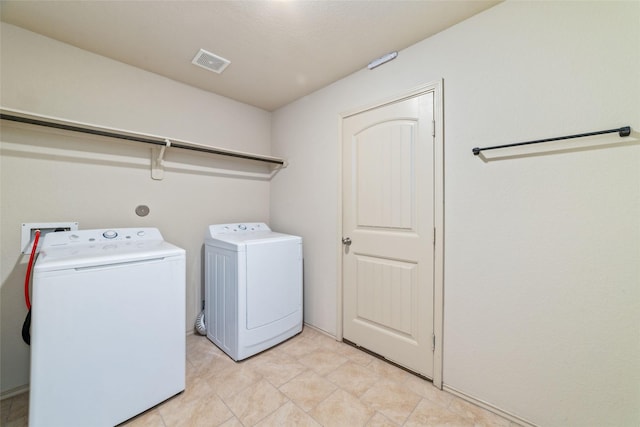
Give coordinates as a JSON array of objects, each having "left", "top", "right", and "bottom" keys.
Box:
[{"left": 21, "top": 222, "right": 79, "bottom": 254}]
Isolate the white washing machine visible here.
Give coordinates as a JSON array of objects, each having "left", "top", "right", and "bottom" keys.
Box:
[
  {"left": 204, "top": 223, "right": 302, "bottom": 361},
  {"left": 29, "top": 228, "right": 185, "bottom": 427}
]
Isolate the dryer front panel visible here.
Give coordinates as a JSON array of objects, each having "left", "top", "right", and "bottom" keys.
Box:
[{"left": 245, "top": 239, "right": 302, "bottom": 330}]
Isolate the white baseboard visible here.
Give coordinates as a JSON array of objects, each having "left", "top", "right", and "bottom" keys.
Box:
[
  {"left": 303, "top": 322, "right": 337, "bottom": 340},
  {"left": 443, "top": 384, "right": 537, "bottom": 427}
]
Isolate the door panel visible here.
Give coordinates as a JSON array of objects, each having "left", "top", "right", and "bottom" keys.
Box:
[
  {"left": 355, "top": 255, "right": 416, "bottom": 336},
  {"left": 342, "top": 92, "right": 434, "bottom": 377},
  {"left": 356, "top": 122, "right": 415, "bottom": 230}
]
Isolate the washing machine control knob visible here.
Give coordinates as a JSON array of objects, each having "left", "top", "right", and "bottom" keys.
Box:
[
  {"left": 238, "top": 224, "right": 247, "bottom": 230},
  {"left": 103, "top": 230, "right": 118, "bottom": 239}
]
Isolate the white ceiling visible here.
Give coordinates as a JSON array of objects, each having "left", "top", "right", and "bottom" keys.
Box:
[{"left": 0, "top": 1, "right": 500, "bottom": 111}]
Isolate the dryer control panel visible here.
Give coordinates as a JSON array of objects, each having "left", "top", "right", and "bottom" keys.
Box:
[
  {"left": 208, "top": 223, "right": 270, "bottom": 237},
  {"left": 40, "top": 228, "right": 164, "bottom": 249}
]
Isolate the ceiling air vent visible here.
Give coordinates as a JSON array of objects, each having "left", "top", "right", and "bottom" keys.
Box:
[{"left": 192, "top": 49, "right": 230, "bottom": 74}]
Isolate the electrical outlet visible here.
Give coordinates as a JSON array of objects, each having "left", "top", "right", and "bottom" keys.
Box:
[{"left": 21, "top": 222, "right": 79, "bottom": 254}]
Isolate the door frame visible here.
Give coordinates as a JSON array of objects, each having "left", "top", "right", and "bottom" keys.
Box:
[{"left": 336, "top": 80, "right": 444, "bottom": 388}]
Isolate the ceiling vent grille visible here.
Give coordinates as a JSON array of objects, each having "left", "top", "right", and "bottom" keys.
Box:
[{"left": 192, "top": 49, "right": 230, "bottom": 74}]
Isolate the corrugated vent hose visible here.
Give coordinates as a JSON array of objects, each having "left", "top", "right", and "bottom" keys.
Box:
[{"left": 195, "top": 310, "right": 206, "bottom": 335}]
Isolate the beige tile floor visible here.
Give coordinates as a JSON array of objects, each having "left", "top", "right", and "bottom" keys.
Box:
[{"left": 1, "top": 327, "right": 519, "bottom": 426}]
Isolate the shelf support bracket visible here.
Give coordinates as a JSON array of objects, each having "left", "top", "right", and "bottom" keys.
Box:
[{"left": 151, "top": 139, "right": 171, "bottom": 180}]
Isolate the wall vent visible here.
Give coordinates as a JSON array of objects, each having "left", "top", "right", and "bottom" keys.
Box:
[{"left": 192, "top": 49, "right": 230, "bottom": 74}]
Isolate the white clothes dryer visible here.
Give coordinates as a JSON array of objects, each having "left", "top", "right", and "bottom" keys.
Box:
[
  {"left": 204, "top": 223, "right": 302, "bottom": 360},
  {"left": 29, "top": 228, "right": 185, "bottom": 427}
]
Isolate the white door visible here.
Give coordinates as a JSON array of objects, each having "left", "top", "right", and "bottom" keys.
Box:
[{"left": 342, "top": 92, "right": 435, "bottom": 378}]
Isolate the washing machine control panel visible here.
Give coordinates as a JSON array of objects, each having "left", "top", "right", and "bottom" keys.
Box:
[
  {"left": 103, "top": 230, "right": 118, "bottom": 239},
  {"left": 40, "top": 228, "right": 164, "bottom": 248},
  {"left": 208, "top": 223, "right": 271, "bottom": 236}
]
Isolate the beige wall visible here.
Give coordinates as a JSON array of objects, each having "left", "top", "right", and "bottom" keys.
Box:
[
  {"left": 0, "top": 23, "right": 272, "bottom": 395},
  {"left": 270, "top": 1, "right": 640, "bottom": 426}
]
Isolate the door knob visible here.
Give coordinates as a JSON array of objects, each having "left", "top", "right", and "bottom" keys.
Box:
[{"left": 342, "top": 237, "right": 352, "bottom": 246}]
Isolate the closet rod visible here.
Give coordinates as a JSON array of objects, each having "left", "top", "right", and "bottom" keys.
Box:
[
  {"left": 0, "top": 111, "right": 286, "bottom": 166},
  {"left": 472, "top": 126, "right": 631, "bottom": 156}
]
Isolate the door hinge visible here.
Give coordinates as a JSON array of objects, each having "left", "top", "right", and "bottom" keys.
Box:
[
  {"left": 432, "top": 333, "right": 436, "bottom": 352},
  {"left": 432, "top": 120, "right": 436, "bottom": 137},
  {"left": 433, "top": 228, "right": 436, "bottom": 245}
]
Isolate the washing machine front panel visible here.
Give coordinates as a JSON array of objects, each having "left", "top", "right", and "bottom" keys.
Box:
[{"left": 30, "top": 228, "right": 185, "bottom": 427}]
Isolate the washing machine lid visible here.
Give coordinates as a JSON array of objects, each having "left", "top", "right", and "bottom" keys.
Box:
[
  {"left": 205, "top": 223, "right": 301, "bottom": 251},
  {"left": 34, "top": 228, "right": 185, "bottom": 272}
]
